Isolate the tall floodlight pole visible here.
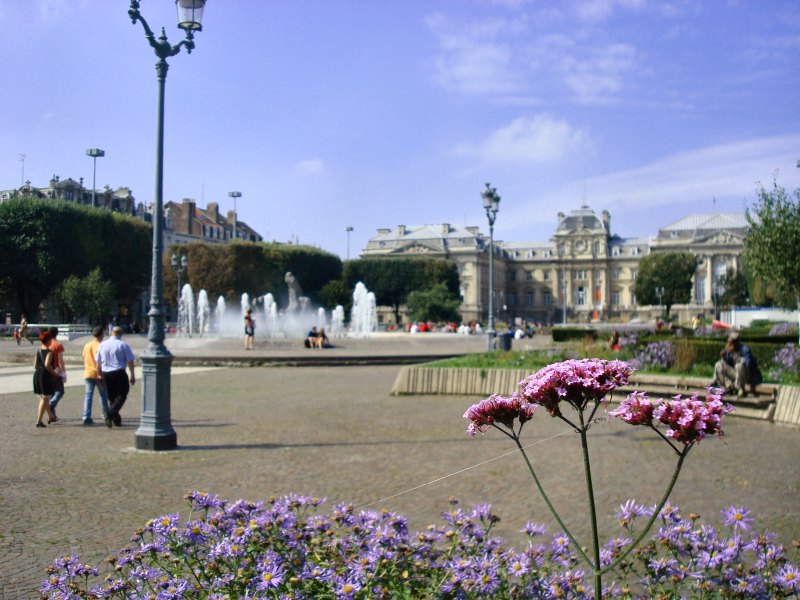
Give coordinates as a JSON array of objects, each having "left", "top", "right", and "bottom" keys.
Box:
[
  {"left": 86, "top": 148, "right": 105, "bottom": 207},
  {"left": 129, "top": 0, "right": 207, "bottom": 451},
  {"left": 481, "top": 183, "right": 500, "bottom": 350},
  {"left": 228, "top": 191, "right": 241, "bottom": 240},
  {"left": 344, "top": 226, "right": 354, "bottom": 259}
]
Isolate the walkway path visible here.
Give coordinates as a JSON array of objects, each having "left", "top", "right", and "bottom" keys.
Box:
[{"left": 0, "top": 333, "right": 797, "bottom": 597}]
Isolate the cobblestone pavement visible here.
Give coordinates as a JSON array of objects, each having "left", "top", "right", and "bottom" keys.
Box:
[{"left": 0, "top": 336, "right": 798, "bottom": 596}]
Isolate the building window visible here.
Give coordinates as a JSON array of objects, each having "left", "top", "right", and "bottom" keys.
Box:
[
  {"left": 510, "top": 271, "right": 516, "bottom": 282},
  {"left": 575, "top": 286, "right": 587, "bottom": 306},
  {"left": 526, "top": 271, "right": 533, "bottom": 281},
  {"left": 543, "top": 291, "right": 551, "bottom": 306},
  {"left": 508, "top": 293, "right": 516, "bottom": 306},
  {"left": 631, "top": 270, "right": 637, "bottom": 280},
  {"left": 575, "top": 269, "right": 587, "bottom": 280},
  {"left": 543, "top": 271, "right": 550, "bottom": 280},
  {"left": 612, "top": 291, "right": 620, "bottom": 306},
  {"left": 64, "top": 190, "right": 74, "bottom": 200},
  {"left": 696, "top": 276, "right": 706, "bottom": 303},
  {"left": 612, "top": 269, "right": 621, "bottom": 280},
  {"left": 526, "top": 291, "right": 534, "bottom": 305}
]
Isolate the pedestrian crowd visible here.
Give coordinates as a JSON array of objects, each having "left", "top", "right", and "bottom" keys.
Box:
[{"left": 29, "top": 323, "right": 136, "bottom": 430}]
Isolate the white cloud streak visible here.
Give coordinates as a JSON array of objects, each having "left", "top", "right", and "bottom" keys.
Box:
[{"left": 453, "top": 114, "right": 593, "bottom": 163}]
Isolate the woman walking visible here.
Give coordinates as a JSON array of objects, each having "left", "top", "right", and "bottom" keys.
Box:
[
  {"left": 244, "top": 309, "right": 255, "bottom": 350},
  {"left": 33, "top": 331, "right": 59, "bottom": 428}
]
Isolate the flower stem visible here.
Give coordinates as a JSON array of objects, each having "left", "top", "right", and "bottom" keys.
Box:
[
  {"left": 513, "top": 436, "right": 594, "bottom": 568},
  {"left": 577, "top": 409, "right": 602, "bottom": 597},
  {"left": 599, "top": 443, "right": 691, "bottom": 575}
]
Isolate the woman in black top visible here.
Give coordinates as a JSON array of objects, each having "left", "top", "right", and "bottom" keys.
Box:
[{"left": 33, "top": 331, "right": 59, "bottom": 427}]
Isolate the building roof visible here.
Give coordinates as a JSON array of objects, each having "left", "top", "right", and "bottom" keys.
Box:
[{"left": 659, "top": 213, "right": 747, "bottom": 233}]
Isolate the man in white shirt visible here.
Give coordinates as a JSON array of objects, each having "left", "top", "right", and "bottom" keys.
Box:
[{"left": 96, "top": 326, "right": 136, "bottom": 428}]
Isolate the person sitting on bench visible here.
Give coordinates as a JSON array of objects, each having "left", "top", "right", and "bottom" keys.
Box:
[{"left": 712, "top": 332, "right": 762, "bottom": 397}]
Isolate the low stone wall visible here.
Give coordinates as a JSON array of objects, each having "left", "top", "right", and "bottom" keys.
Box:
[{"left": 391, "top": 366, "right": 800, "bottom": 427}]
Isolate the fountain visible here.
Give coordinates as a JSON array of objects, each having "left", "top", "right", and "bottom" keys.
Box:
[
  {"left": 197, "top": 289, "right": 210, "bottom": 335},
  {"left": 174, "top": 275, "right": 377, "bottom": 340},
  {"left": 350, "top": 282, "right": 378, "bottom": 336},
  {"left": 177, "top": 283, "right": 196, "bottom": 336}
]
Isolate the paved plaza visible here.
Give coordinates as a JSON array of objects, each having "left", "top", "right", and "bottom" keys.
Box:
[{"left": 0, "top": 333, "right": 798, "bottom": 597}]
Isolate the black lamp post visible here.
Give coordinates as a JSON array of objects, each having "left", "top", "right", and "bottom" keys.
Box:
[
  {"left": 481, "top": 183, "right": 500, "bottom": 350},
  {"left": 344, "top": 226, "right": 354, "bottom": 259},
  {"left": 86, "top": 148, "right": 105, "bottom": 207},
  {"left": 129, "top": 0, "right": 206, "bottom": 451},
  {"left": 228, "top": 191, "right": 241, "bottom": 240}
]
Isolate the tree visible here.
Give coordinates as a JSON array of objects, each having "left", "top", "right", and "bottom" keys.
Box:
[
  {"left": 633, "top": 252, "right": 697, "bottom": 319},
  {"left": 56, "top": 268, "right": 115, "bottom": 324},
  {"left": 343, "top": 257, "right": 460, "bottom": 324},
  {"left": 407, "top": 283, "right": 461, "bottom": 323},
  {"left": 718, "top": 266, "right": 749, "bottom": 309},
  {"left": 318, "top": 279, "right": 352, "bottom": 312},
  {"left": 744, "top": 182, "right": 800, "bottom": 341},
  {"left": 0, "top": 196, "right": 151, "bottom": 318},
  {"left": 744, "top": 183, "right": 800, "bottom": 309}
]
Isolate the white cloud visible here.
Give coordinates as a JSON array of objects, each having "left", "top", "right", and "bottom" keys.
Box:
[
  {"left": 425, "top": 14, "right": 524, "bottom": 95},
  {"left": 294, "top": 159, "right": 325, "bottom": 176},
  {"left": 502, "top": 134, "right": 800, "bottom": 232},
  {"left": 574, "top": 0, "right": 645, "bottom": 22},
  {"left": 453, "top": 114, "right": 593, "bottom": 163}
]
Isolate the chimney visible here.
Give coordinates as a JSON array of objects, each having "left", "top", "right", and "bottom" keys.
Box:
[
  {"left": 602, "top": 210, "right": 610, "bottom": 234},
  {"left": 397, "top": 225, "right": 406, "bottom": 236},
  {"left": 207, "top": 202, "right": 219, "bottom": 221},
  {"left": 441, "top": 223, "right": 450, "bottom": 235}
]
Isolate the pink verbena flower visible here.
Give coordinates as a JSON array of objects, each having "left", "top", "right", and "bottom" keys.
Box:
[
  {"left": 519, "top": 359, "right": 634, "bottom": 416},
  {"left": 463, "top": 393, "right": 536, "bottom": 436},
  {"left": 609, "top": 391, "right": 654, "bottom": 425},
  {"left": 651, "top": 388, "right": 733, "bottom": 444}
]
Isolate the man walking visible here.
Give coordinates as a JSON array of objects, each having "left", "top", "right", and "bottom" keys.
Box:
[
  {"left": 96, "top": 326, "right": 136, "bottom": 427},
  {"left": 47, "top": 327, "right": 67, "bottom": 420},
  {"left": 82, "top": 326, "right": 110, "bottom": 426}
]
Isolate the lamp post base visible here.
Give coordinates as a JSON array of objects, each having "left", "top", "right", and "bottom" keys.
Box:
[
  {"left": 487, "top": 328, "right": 497, "bottom": 351},
  {"left": 135, "top": 349, "right": 178, "bottom": 451}
]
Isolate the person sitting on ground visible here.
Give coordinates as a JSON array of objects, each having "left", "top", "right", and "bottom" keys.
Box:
[
  {"left": 316, "top": 328, "right": 329, "bottom": 349},
  {"left": 712, "top": 332, "right": 762, "bottom": 397},
  {"left": 305, "top": 327, "right": 319, "bottom": 349}
]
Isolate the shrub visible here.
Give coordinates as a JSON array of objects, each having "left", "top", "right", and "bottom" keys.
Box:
[
  {"left": 629, "top": 340, "right": 675, "bottom": 371},
  {"left": 770, "top": 343, "right": 800, "bottom": 383}
]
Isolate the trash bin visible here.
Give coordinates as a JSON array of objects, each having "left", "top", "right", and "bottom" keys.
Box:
[{"left": 497, "top": 331, "right": 513, "bottom": 351}]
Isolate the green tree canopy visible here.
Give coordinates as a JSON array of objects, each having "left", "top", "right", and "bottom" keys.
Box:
[
  {"left": 56, "top": 268, "right": 116, "bottom": 324},
  {"left": 343, "top": 257, "right": 460, "bottom": 323},
  {"left": 632, "top": 251, "right": 697, "bottom": 319},
  {"left": 0, "top": 196, "right": 151, "bottom": 318},
  {"left": 744, "top": 183, "right": 800, "bottom": 310},
  {"left": 166, "top": 242, "right": 342, "bottom": 308},
  {"left": 407, "top": 283, "right": 462, "bottom": 323},
  {"left": 718, "top": 266, "right": 749, "bottom": 309}
]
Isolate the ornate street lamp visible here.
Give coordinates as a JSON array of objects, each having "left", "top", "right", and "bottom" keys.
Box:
[
  {"left": 85, "top": 148, "right": 105, "bottom": 208},
  {"left": 481, "top": 183, "right": 500, "bottom": 350},
  {"left": 128, "top": 0, "right": 207, "bottom": 451},
  {"left": 228, "top": 191, "right": 242, "bottom": 240}
]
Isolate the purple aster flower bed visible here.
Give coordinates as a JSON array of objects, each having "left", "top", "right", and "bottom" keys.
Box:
[
  {"left": 42, "top": 493, "right": 799, "bottom": 599},
  {"left": 629, "top": 340, "right": 675, "bottom": 371},
  {"left": 770, "top": 343, "right": 800, "bottom": 382}
]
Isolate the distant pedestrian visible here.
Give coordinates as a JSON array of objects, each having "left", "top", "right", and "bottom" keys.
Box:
[
  {"left": 82, "top": 325, "right": 109, "bottom": 426},
  {"left": 96, "top": 326, "right": 136, "bottom": 427},
  {"left": 33, "top": 331, "right": 59, "bottom": 428},
  {"left": 47, "top": 327, "right": 67, "bottom": 420},
  {"left": 244, "top": 309, "right": 255, "bottom": 350},
  {"left": 19, "top": 313, "right": 33, "bottom": 345}
]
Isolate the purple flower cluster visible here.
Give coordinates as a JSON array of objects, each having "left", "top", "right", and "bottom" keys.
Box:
[
  {"left": 769, "top": 322, "right": 797, "bottom": 337},
  {"left": 464, "top": 393, "right": 536, "bottom": 436},
  {"left": 629, "top": 340, "right": 675, "bottom": 371},
  {"left": 519, "top": 358, "right": 634, "bottom": 415},
  {"left": 771, "top": 343, "right": 800, "bottom": 382},
  {"left": 463, "top": 359, "right": 633, "bottom": 433},
  {"left": 41, "top": 493, "right": 798, "bottom": 599},
  {"left": 610, "top": 388, "right": 734, "bottom": 444}
]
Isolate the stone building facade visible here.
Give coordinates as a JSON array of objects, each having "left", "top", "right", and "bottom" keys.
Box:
[{"left": 361, "top": 206, "right": 747, "bottom": 325}]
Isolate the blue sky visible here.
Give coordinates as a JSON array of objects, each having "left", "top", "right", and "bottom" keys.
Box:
[{"left": 2, "top": 0, "right": 799, "bottom": 259}]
